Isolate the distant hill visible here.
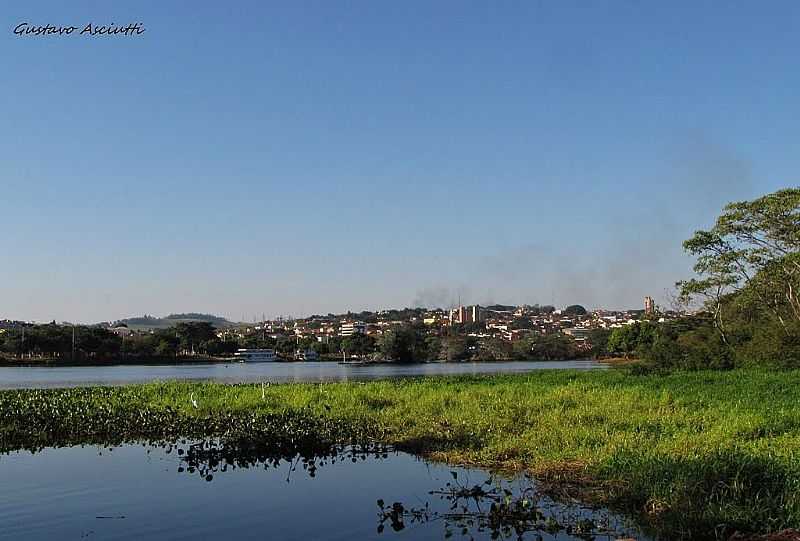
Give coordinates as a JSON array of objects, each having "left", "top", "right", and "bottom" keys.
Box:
[{"left": 113, "top": 313, "right": 235, "bottom": 330}]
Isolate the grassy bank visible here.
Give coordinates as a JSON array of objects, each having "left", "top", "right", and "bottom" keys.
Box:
[{"left": 1, "top": 370, "right": 798, "bottom": 539}]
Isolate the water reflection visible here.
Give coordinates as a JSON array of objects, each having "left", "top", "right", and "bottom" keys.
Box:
[
  {"left": 172, "top": 439, "right": 391, "bottom": 482},
  {"left": 165, "top": 440, "right": 643, "bottom": 540},
  {"left": 376, "top": 473, "right": 635, "bottom": 540},
  {"left": 0, "top": 440, "right": 646, "bottom": 541},
  {"left": 0, "top": 360, "right": 604, "bottom": 389}
]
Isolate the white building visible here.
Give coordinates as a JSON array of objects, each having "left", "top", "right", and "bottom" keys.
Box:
[{"left": 340, "top": 321, "right": 367, "bottom": 337}]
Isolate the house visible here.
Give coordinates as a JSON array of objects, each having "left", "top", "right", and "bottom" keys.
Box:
[{"left": 340, "top": 321, "right": 367, "bottom": 337}]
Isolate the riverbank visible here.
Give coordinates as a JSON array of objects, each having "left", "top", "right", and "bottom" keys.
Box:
[
  {"left": 597, "top": 356, "right": 640, "bottom": 366},
  {"left": 1, "top": 369, "right": 798, "bottom": 539}
]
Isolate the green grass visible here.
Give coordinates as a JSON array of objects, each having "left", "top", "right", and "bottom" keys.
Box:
[{"left": 2, "top": 369, "right": 799, "bottom": 539}]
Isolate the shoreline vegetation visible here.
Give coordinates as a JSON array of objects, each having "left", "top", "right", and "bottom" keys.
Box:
[{"left": 2, "top": 369, "right": 798, "bottom": 539}]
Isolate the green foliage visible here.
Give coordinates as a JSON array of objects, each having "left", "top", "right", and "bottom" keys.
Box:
[
  {"left": 587, "top": 328, "right": 611, "bottom": 357},
  {"left": 509, "top": 317, "right": 533, "bottom": 330},
  {"left": 377, "top": 324, "right": 431, "bottom": 363},
  {"left": 478, "top": 337, "right": 512, "bottom": 361},
  {"left": 0, "top": 324, "right": 122, "bottom": 360},
  {"left": 666, "top": 188, "right": 800, "bottom": 369},
  {"left": 439, "top": 335, "right": 469, "bottom": 361},
  {"left": 174, "top": 322, "right": 217, "bottom": 353},
  {"left": 607, "top": 322, "right": 657, "bottom": 358},
  {"left": 341, "top": 333, "right": 376, "bottom": 357},
  {"left": 513, "top": 334, "right": 578, "bottom": 361},
  {"left": 679, "top": 188, "right": 800, "bottom": 337},
  {"left": 735, "top": 321, "right": 800, "bottom": 369},
  {"left": 527, "top": 304, "right": 555, "bottom": 315},
  {"left": 530, "top": 334, "right": 578, "bottom": 360},
  {"left": 154, "top": 338, "right": 177, "bottom": 357},
  {"left": 0, "top": 320, "right": 238, "bottom": 363},
  {"left": 563, "top": 304, "right": 587, "bottom": 316}
]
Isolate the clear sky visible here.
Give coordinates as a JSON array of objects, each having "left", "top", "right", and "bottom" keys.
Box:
[{"left": 1, "top": 1, "right": 797, "bottom": 323}]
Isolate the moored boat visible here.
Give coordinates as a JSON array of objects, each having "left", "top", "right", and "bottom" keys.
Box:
[{"left": 234, "top": 349, "right": 277, "bottom": 362}]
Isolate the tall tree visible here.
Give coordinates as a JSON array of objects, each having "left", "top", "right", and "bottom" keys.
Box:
[
  {"left": 174, "top": 322, "right": 217, "bottom": 354},
  {"left": 679, "top": 188, "right": 800, "bottom": 341},
  {"left": 378, "top": 325, "right": 428, "bottom": 363}
]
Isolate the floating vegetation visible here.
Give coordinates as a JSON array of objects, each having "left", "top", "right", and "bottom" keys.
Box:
[
  {"left": 0, "top": 386, "right": 377, "bottom": 456},
  {"left": 377, "top": 471, "right": 640, "bottom": 540}
]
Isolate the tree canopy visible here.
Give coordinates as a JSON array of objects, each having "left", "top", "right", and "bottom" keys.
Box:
[
  {"left": 620, "top": 187, "right": 800, "bottom": 370},
  {"left": 679, "top": 188, "right": 800, "bottom": 342},
  {"left": 563, "top": 305, "right": 587, "bottom": 316}
]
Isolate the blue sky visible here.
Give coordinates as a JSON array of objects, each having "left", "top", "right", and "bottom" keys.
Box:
[{"left": 1, "top": 1, "right": 797, "bottom": 323}]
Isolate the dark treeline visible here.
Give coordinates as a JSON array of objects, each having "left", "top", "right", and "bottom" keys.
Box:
[
  {"left": 364, "top": 324, "right": 577, "bottom": 363},
  {"left": 310, "top": 324, "right": 578, "bottom": 363},
  {"left": 0, "top": 322, "right": 240, "bottom": 363},
  {"left": 0, "top": 321, "right": 346, "bottom": 363}
]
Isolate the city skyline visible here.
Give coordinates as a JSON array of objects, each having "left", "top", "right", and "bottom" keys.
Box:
[
  {"left": 3, "top": 296, "right": 667, "bottom": 326},
  {"left": 2, "top": 1, "right": 796, "bottom": 322}
]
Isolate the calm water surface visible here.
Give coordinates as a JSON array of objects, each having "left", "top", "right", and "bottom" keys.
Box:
[
  {"left": 0, "top": 442, "right": 646, "bottom": 540},
  {"left": 0, "top": 360, "right": 603, "bottom": 389}
]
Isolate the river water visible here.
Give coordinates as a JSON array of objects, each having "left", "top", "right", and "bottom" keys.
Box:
[
  {"left": 0, "top": 360, "right": 603, "bottom": 389},
  {"left": 0, "top": 441, "right": 645, "bottom": 540}
]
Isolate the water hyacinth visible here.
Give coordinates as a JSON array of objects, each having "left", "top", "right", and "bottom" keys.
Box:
[{"left": 0, "top": 384, "right": 378, "bottom": 455}]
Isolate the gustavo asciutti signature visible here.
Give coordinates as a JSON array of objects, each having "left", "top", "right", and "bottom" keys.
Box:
[{"left": 13, "top": 22, "right": 145, "bottom": 37}]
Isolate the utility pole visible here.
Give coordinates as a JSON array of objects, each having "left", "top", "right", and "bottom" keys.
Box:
[{"left": 72, "top": 325, "right": 76, "bottom": 361}]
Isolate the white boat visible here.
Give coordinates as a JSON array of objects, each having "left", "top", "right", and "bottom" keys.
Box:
[{"left": 234, "top": 349, "right": 277, "bottom": 362}]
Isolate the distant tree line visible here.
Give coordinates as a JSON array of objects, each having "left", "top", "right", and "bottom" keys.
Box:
[{"left": 0, "top": 322, "right": 240, "bottom": 363}]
